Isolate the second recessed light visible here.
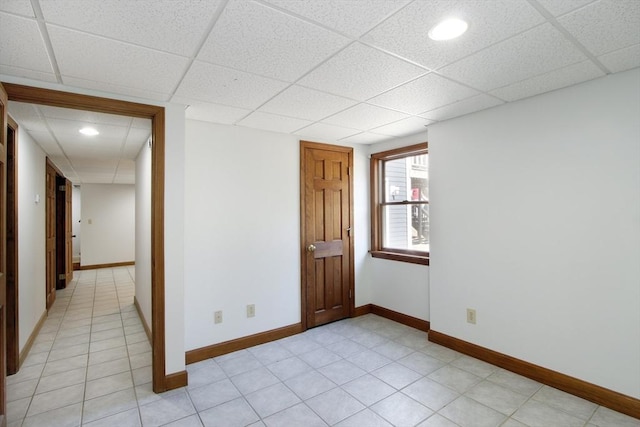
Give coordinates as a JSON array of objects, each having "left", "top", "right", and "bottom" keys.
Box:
[{"left": 429, "top": 18, "right": 468, "bottom": 41}]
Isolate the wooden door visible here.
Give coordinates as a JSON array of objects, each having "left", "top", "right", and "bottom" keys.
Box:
[
  {"left": 65, "top": 180, "right": 73, "bottom": 283},
  {"left": 300, "top": 141, "right": 354, "bottom": 328},
  {"left": 45, "top": 161, "right": 56, "bottom": 309},
  {"left": 0, "top": 82, "right": 10, "bottom": 427}
]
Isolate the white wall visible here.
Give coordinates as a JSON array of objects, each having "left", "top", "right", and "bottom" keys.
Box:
[
  {"left": 71, "top": 185, "right": 81, "bottom": 261},
  {"left": 184, "top": 121, "right": 371, "bottom": 351},
  {"left": 365, "top": 133, "right": 430, "bottom": 320},
  {"left": 16, "top": 125, "right": 46, "bottom": 351},
  {"left": 80, "top": 184, "right": 135, "bottom": 266},
  {"left": 135, "top": 139, "right": 152, "bottom": 331},
  {"left": 429, "top": 68, "right": 640, "bottom": 398}
]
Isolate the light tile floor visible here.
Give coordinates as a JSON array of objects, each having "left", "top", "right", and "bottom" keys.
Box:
[{"left": 6, "top": 267, "right": 639, "bottom": 427}]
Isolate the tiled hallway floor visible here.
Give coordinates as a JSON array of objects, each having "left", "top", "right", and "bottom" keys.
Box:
[{"left": 6, "top": 268, "right": 639, "bottom": 427}]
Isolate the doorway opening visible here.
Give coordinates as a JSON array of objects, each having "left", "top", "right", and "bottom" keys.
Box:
[{"left": 2, "top": 82, "right": 174, "bottom": 393}]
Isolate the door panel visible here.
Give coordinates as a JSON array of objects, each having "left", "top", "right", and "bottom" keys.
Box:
[
  {"left": 0, "top": 82, "right": 10, "bottom": 426},
  {"left": 301, "top": 141, "right": 354, "bottom": 328}
]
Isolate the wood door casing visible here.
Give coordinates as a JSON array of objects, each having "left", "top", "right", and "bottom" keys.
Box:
[
  {"left": 65, "top": 180, "right": 73, "bottom": 284},
  {"left": 0, "top": 82, "right": 9, "bottom": 427},
  {"left": 301, "top": 141, "right": 354, "bottom": 329},
  {"left": 6, "top": 116, "right": 18, "bottom": 376}
]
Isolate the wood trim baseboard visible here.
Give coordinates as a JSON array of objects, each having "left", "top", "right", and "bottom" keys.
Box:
[
  {"left": 370, "top": 304, "right": 430, "bottom": 332},
  {"left": 133, "top": 297, "right": 152, "bottom": 343},
  {"left": 165, "top": 370, "right": 188, "bottom": 390},
  {"left": 79, "top": 261, "right": 135, "bottom": 270},
  {"left": 72, "top": 262, "right": 80, "bottom": 271},
  {"left": 429, "top": 330, "right": 640, "bottom": 419},
  {"left": 186, "top": 323, "right": 303, "bottom": 365},
  {"left": 354, "top": 304, "right": 372, "bottom": 317},
  {"left": 18, "top": 310, "right": 47, "bottom": 369}
]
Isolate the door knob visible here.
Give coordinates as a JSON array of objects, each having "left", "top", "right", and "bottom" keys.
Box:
[{"left": 307, "top": 244, "right": 316, "bottom": 252}]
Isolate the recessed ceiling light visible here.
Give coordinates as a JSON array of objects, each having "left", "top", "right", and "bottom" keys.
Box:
[
  {"left": 79, "top": 127, "right": 99, "bottom": 136},
  {"left": 428, "top": 18, "right": 468, "bottom": 41}
]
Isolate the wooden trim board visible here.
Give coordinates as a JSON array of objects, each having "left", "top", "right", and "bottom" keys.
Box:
[
  {"left": 429, "top": 330, "right": 640, "bottom": 419},
  {"left": 186, "top": 323, "right": 303, "bottom": 365},
  {"left": 354, "top": 304, "right": 430, "bottom": 332},
  {"left": 165, "top": 371, "right": 188, "bottom": 389},
  {"left": 79, "top": 261, "right": 135, "bottom": 270},
  {"left": 18, "top": 310, "right": 47, "bottom": 369},
  {"left": 133, "top": 296, "right": 152, "bottom": 343}
]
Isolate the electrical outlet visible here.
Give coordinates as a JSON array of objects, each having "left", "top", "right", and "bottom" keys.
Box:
[
  {"left": 467, "top": 308, "right": 476, "bottom": 324},
  {"left": 214, "top": 310, "right": 223, "bottom": 324},
  {"left": 247, "top": 304, "right": 255, "bottom": 318}
]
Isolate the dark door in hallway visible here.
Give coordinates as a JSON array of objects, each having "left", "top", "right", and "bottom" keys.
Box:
[
  {"left": 45, "top": 160, "right": 57, "bottom": 309},
  {"left": 301, "top": 141, "right": 354, "bottom": 328}
]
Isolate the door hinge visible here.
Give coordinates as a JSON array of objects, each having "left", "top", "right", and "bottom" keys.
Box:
[
  {"left": 347, "top": 167, "right": 352, "bottom": 176},
  {"left": 58, "top": 185, "right": 66, "bottom": 191},
  {"left": 58, "top": 273, "right": 66, "bottom": 280},
  {"left": 347, "top": 227, "right": 352, "bottom": 236}
]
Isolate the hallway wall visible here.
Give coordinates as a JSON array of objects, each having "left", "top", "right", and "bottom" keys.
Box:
[
  {"left": 16, "top": 125, "right": 47, "bottom": 351},
  {"left": 80, "top": 183, "right": 135, "bottom": 266}
]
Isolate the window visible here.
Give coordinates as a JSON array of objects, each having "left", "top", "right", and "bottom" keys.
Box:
[{"left": 370, "top": 143, "right": 429, "bottom": 265}]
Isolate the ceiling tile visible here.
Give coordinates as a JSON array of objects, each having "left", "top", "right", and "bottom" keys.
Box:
[
  {"left": 61, "top": 76, "right": 171, "bottom": 102},
  {"left": 322, "top": 103, "right": 409, "bottom": 131},
  {"left": 371, "top": 116, "right": 434, "bottom": 138},
  {"left": 8, "top": 102, "right": 49, "bottom": 132},
  {"left": 0, "top": 13, "right": 54, "bottom": 73},
  {"left": 26, "top": 131, "right": 64, "bottom": 156},
  {"left": 123, "top": 128, "right": 152, "bottom": 159},
  {"left": 171, "top": 97, "right": 252, "bottom": 124},
  {"left": 262, "top": 0, "right": 412, "bottom": 38},
  {"left": 174, "top": 61, "right": 288, "bottom": 109},
  {"left": 46, "top": 118, "right": 128, "bottom": 141},
  {"left": 79, "top": 174, "right": 118, "bottom": 184},
  {"left": 131, "top": 118, "right": 152, "bottom": 129},
  {"left": 535, "top": 0, "right": 597, "bottom": 16},
  {"left": 237, "top": 112, "right": 312, "bottom": 134},
  {"left": 557, "top": 0, "right": 640, "bottom": 56},
  {"left": 368, "top": 73, "right": 479, "bottom": 115},
  {"left": 70, "top": 159, "right": 119, "bottom": 171},
  {"left": 439, "top": 23, "right": 587, "bottom": 91},
  {"left": 339, "top": 132, "right": 391, "bottom": 145},
  {"left": 113, "top": 175, "right": 135, "bottom": 185},
  {"left": 259, "top": 85, "right": 357, "bottom": 121},
  {"left": 295, "top": 123, "right": 360, "bottom": 141},
  {"left": 39, "top": 0, "right": 221, "bottom": 56},
  {"left": 0, "top": 1, "right": 34, "bottom": 17},
  {"left": 420, "top": 94, "right": 504, "bottom": 121},
  {"left": 116, "top": 159, "right": 136, "bottom": 172},
  {"left": 48, "top": 26, "right": 190, "bottom": 94},
  {"left": 297, "top": 42, "right": 427, "bottom": 101},
  {"left": 488, "top": 60, "right": 604, "bottom": 102},
  {"left": 39, "top": 105, "right": 134, "bottom": 127},
  {"left": 0, "top": 65, "right": 57, "bottom": 83},
  {"left": 198, "top": 0, "right": 349, "bottom": 82},
  {"left": 598, "top": 44, "right": 640, "bottom": 73},
  {"left": 362, "top": 0, "right": 545, "bottom": 70}
]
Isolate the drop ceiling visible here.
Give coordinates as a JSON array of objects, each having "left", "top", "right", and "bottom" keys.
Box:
[{"left": 1, "top": 0, "right": 639, "bottom": 183}]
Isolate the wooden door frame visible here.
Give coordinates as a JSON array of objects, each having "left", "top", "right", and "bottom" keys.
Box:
[
  {"left": 299, "top": 140, "right": 355, "bottom": 331},
  {"left": 6, "top": 116, "right": 18, "bottom": 376},
  {"left": 2, "top": 83, "right": 171, "bottom": 393}
]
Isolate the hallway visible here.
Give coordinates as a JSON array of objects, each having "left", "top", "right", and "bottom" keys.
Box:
[{"left": 6, "top": 267, "right": 152, "bottom": 426}]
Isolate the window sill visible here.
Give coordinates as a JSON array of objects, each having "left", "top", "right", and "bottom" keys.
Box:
[{"left": 370, "top": 251, "right": 429, "bottom": 266}]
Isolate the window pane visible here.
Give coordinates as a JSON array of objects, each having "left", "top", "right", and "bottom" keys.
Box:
[
  {"left": 384, "top": 154, "right": 428, "bottom": 203},
  {"left": 382, "top": 203, "right": 429, "bottom": 252}
]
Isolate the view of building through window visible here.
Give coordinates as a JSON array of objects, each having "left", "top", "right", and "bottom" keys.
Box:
[{"left": 382, "top": 153, "right": 429, "bottom": 253}]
